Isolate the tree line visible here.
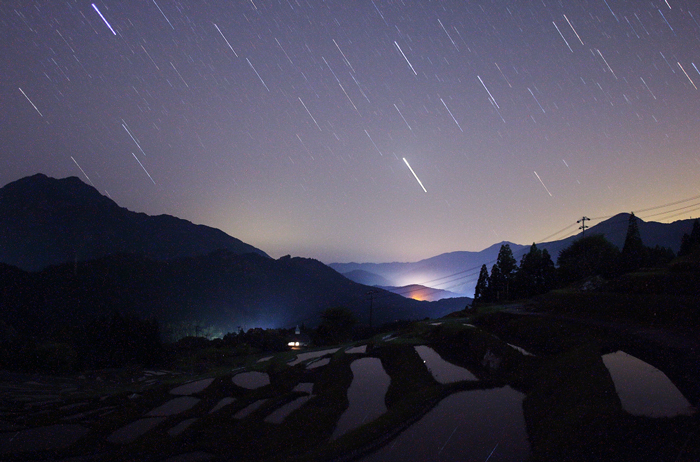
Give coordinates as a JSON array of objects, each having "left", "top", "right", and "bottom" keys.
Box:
[
  {"left": 473, "top": 213, "right": 689, "bottom": 305},
  {"left": 473, "top": 242, "right": 556, "bottom": 304}
]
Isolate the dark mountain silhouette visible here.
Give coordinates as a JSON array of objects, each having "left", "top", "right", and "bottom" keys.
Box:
[
  {"left": 0, "top": 251, "right": 469, "bottom": 339},
  {"left": 332, "top": 213, "right": 695, "bottom": 298},
  {"left": 0, "top": 174, "right": 269, "bottom": 271},
  {"left": 0, "top": 174, "right": 470, "bottom": 338}
]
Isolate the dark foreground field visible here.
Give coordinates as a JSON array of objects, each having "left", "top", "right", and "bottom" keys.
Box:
[{"left": 1, "top": 302, "right": 699, "bottom": 462}]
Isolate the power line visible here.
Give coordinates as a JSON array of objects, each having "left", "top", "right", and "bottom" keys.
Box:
[
  {"left": 635, "top": 193, "right": 700, "bottom": 215},
  {"left": 298, "top": 192, "right": 700, "bottom": 327},
  {"left": 641, "top": 201, "right": 700, "bottom": 221},
  {"left": 366, "top": 193, "right": 700, "bottom": 301}
]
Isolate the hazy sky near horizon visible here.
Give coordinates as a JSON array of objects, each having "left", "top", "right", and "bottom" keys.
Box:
[{"left": 2, "top": 1, "right": 700, "bottom": 263}]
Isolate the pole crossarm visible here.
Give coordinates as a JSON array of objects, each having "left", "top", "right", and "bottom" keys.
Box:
[{"left": 577, "top": 216, "right": 590, "bottom": 237}]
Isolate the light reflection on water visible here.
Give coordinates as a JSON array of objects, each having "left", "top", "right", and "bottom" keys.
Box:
[
  {"left": 360, "top": 386, "right": 529, "bottom": 462},
  {"left": 602, "top": 350, "right": 695, "bottom": 418},
  {"left": 332, "top": 357, "right": 390, "bottom": 439}
]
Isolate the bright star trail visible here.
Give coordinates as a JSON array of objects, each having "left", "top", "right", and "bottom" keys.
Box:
[
  {"left": 563, "top": 14, "right": 585, "bottom": 45},
  {"left": 403, "top": 158, "right": 427, "bottom": 193},
  {"left": 534, "top": 171, "right": 553, "bottom": 197},
  {"left": 677, "top": 62, "right": 697, "bottom": 90},
  {"left": 394, "top": 104, "right": 413, "bottom": 132},
  {"left": 246, "top": 58, "right": 270, "bottom": 92},
  {"left": 18, "top": 87, "right": 43, "bottom": 117},
  {"left": 438, "top": 19, "right": 458, "bottom": 51},
  {"left": 298, "top": 97, "right": 322, "bottom": 131},
  {"left": 2, "top": 1, "right": 700, "bottom": 264},
  {"left": 91, "top": 4, "right": 116, "bottom": 36},
  {"left": 553, "top": 22, "right": 574, "bottom": 53},
  {"left": 71, "top": 156, "right": 93, "bottom": 186},
  {"left": 364, "top": 130, "right": 383, "bottom": 156},
  {"left": 477, "top": 75, "right": 500, "bottom": 109},
  {"left": 131, "top": 152, "right": 156, "bottom": 185},
  {"left": 122, "top": 122, "right": 147, "bottom": 157},
  {"left": 440, "top": 98, "right": 463, "bottom": 132},
  {"left": 394, "top": 41, "right": 417, "bottom": 76},
  {"left": 213, "top": 23, "right": 238, "bottom": 57},
  {"left": 152, "top": 0, "right": 174, "bottom": 30},
  {"left": 528, "top": 88, "right": 546, "bottom": 113},
  {"left": 596, "top": 49, "right": 618, "bottom": 80},
  {"left": 333, "top": 39, "right": 355, "bottom": 73}
]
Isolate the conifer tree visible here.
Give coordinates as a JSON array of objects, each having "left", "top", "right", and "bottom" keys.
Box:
[
  {"left": 491, "top": 244, "right": 516, "bottom": 301},
  {"left": 540, "top": 248, "right": 556, "bottom": 291},
  {"left": 620, "top": 212, "right": 645, "bottom": 272},
  {"left": 489, "top": 263, "right": 503, "bottom": 301},
  {"left": 474, "top": 264, "right": 490, "bottom": 303},
  {"left": 515, "top": 243, "right": 556, "bottom": 298}
]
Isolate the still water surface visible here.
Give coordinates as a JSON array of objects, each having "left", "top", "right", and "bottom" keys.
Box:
[
  {"left": 602, "top": 350, "right": 694, "bottom": 418},
  {"left": 361, "top": 386, "right": 529, "bottom": 462},
  {"left": 332, "top": 357, "right": 390, "bottom": 439},
  {"left": 415, "top": 345, "right": 478, "bottom": 383}
]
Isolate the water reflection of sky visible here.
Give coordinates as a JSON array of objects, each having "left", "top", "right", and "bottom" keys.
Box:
[
  {"left": 361, "top": 386, "right": 529, "bottom": 462},
  {"left": 232, "top": 371, "right": 270, "bottom": 389},
  {"left": 287, "top": 348, "right": 340, "bottom": 366},
  {"left": 332, "top": 357, "right": 390, "bottom": 439},
  {"left": 602, "top": 351, "right": 694, "bottom": 418},
  {"left": 415, "top": 345, "right": 478, "bottom": 383}
]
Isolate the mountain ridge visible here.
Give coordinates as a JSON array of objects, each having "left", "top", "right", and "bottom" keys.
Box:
[
  {"left": 0, "top": 174, "right": 269, "bottom": 271},
  {"left": 331, "top": 214, "right": 696, "bottom": 297},
  {"left": 0, "top": 174, "right": 469, "bottom": 336}
]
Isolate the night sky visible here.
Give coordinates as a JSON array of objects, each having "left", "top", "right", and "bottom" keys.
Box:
[{"left": 2, "top": 1, "right": 700, "bottom": 264}]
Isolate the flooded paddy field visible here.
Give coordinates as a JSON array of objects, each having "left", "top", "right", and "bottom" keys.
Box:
[{"left": 1, "top": 313, "right": 699, "bottom": 461}]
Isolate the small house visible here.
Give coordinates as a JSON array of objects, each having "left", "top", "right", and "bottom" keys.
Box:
[{"left": 288, "top": 325, "right": 310, "bottom": 350}]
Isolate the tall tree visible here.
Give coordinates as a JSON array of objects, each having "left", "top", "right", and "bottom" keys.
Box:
[
  {"left": 540, "top": 249, "right": 556, "bottom": 292},
  {"left": 474, "top": 264, "right": 490, "bottom": 304},
  {"left": 620, "top": 212, "right": 645, "bottom": 272},
  {"left": 515, "top": 243, "right": 556, "bottom": 298},
  {"left": 491, "top": 244, "right": 516, "bottom": 301},
  {"left": 557, "top": 235, "right": 620, "bottom": 284},
  {"left": 489, "top": 263, "right": 503, "bottom": 301}
]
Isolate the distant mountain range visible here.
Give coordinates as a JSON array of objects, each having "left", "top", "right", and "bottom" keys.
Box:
[
  {"left": 0, "top": 174, "right": 469, "bottom": 336},
  {"left": 331, "top": 214, "right": 696, "bottom": 298},
  {"left": 1, "top": 173, "right": 691, "bottom": 335}
]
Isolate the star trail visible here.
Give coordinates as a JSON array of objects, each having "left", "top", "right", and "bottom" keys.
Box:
[{"left": 1, "top": 1, "right": 700, "bottom": 264}]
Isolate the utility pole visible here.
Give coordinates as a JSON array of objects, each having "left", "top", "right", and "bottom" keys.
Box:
[{"left": 577, "top": 216, "right": 589, "bottom": 238}]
